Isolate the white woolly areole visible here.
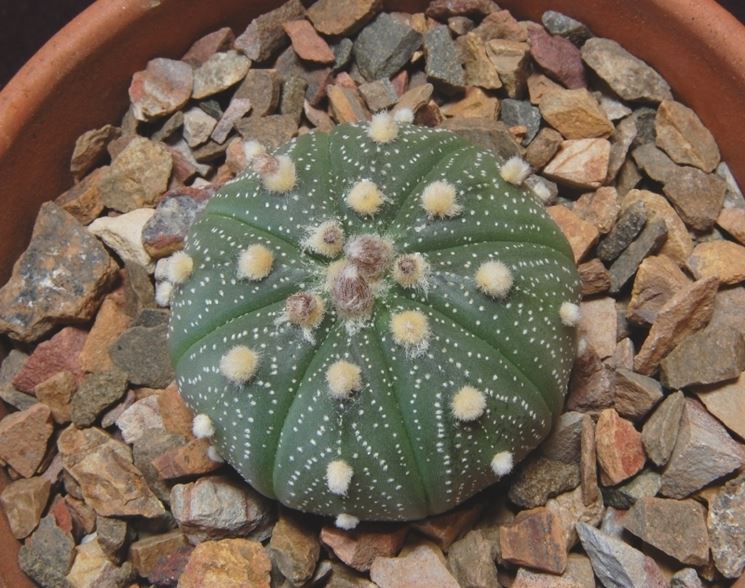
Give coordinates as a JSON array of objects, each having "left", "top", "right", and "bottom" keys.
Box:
[
  {"left": 451, "top": 385, "right": 487, "bottom": 422},
  {"left": 303, "top": 220, "right": 345, "bottom": 258},
  {"left": 262, "top": 154, "right": 296, "bottom": 193},
  {"left": 326, "top": 360, "right": 362, "bottom": 400},
  {"left": 324, "top": 259, "right": 348, "bottom": 292},
  {"left": 237, "top": 244, "right": 274, "bottom": 281},
  {"left": 420, "top": 180, "right": 462, "bottom": 218},
  {"left": 392, "top": 253, "right": 429, "bottom": 289},
  {"left": 167, "top": 251, "right": 194, "bottom": 284},
  {"left": 393, "top": 107, "right": 414, "bottom": 124},
  {"left": 491, "top": 451, "right": 514, "bottom": 476},
  {"left": 390, "top": 310, "right": 430, "bottom": 356},
  {"left": 500, "top": 156, "right": 531, "bottom": 186},
  {"left": 219, "top": 345, "right": 260, "bottom": 384},
  {"left": 475, "top": 260, "right": 513, "bottom": 299},
  {"left": 335, "top": 513, "right": 359, "bottom": 530},
  {"left": 155, "top": 280, "right": 173, "bottom": 307},
  {"left": 192, "top": 414, "right": 215, "bottom": 439},
  {"left": 346, "top": 179, "right": 385, "bottom": 217},
  {"left": 367, "top": 111, "right": 398, "bottom": 144},
  {"left": 243, "top": 140, "right": 267, "bottom": 161},
  {"left": 326, "top": 459, "right": 354, "bottom": 495},
  {"left": 207, "top": 446, "right": 224, "bottom": 463},
  {"left": 530, "top": 181, "right": 552, "bottom": 204},
  {"left": 560, "top": 301, "right": 581, "bottom": 327}
]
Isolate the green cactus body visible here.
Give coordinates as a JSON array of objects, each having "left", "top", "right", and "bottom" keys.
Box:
[{"left": 168, "top": 113, "right": 580, "bottom": 525}]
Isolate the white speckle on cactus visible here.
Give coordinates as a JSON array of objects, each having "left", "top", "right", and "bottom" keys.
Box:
[
  {"left": 491, "top": 451, "right": 514, "bottom": 476},
  {"left": 243, "top": 139, "right": 267, "bottom": 162},
  {"left": 390, "top": 310, "right": 430, "bottom": 356},
  {"left": 475, "top": 260, "right": 513, "bottom": 299},
  {"left": 303, "top": 220, "right": 345, "bottom": 258},
  {"left": 451, "top": 385, "right": 486, "bottom": 422},
  {"left": 327, "top": 459, "right": 354, "bottom": 495},
  {"left": 155, "top": 280, "right": 173, "bottom": 307},
  {"left": 335, "top": 513, "right": 360, "bottom": 530},
  {"left": 262, "top": 154, "right": 297, "bottom": 193},
  {"left": 368, "top": 111, "right": 398, "bottom": 143},
  {"left": 192, "top": 414, "right": 215, "bottom": 439},
  {"left": 392, "top": 253, "right": 429, "bottom": 289},
  {"left": 393, "top": 107, "right": 414, "bottom": 124},
  {"left": 207, "top": 445, "right": 224, "bottom": 463},
  {"left": 346, "top": 179, "right": 385, "bottom": 217},
  {"left": 420, "top": 180, "right": 462, "bottom": 219},
  {"left": 237, "top": 244, "right": 274, "bottom": 281},
  {"left": 500, "top": 156, "right": 531, "bottom": 185},
  {"left": 326, "top": 360, "right": 362, "bottom": 400},
  {"left": 219, "top": 345, "right": 260, "bottom": 384},
  {"left": 559, "top": 302, "right": 581, "bottom": 327},
  {"left": 167, "top": 251, "right": 193, "bottom": 284}
]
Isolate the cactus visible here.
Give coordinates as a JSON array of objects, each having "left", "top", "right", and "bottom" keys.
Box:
[{"left": 168, "top": 111, "right": 581, "bottom": 526}]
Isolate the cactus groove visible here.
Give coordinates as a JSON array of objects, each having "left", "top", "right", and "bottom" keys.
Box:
[{"left": 168, "top": 114, "right": 581, "bottom": 524}]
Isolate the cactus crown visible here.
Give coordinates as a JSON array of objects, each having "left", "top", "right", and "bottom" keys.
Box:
[{"left": 168, "top": 113, "right": 580, "bottom": 524}]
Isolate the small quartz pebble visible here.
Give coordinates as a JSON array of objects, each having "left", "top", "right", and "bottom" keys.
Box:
[{"left": 88, "top": 207, "right": 155, "bottom": 270}]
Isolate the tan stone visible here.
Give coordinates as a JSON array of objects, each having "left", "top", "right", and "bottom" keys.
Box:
[
  {"left": 499, "top": 507, "right": 567, "bottom": 574},
  {"left": 485, "top": 39, "right": 530, "bottom": 98},
  {"left": 547, "top": 205, "right": 599, "bottom": 263},
  {"left": 268, "top": 511, "right": 320, "bottom": 585},
  {"left": 79, "top": 294, "right": 132, "bottom": 374},
  {"left": 656, "top": 99, "right": 720, "bottom": 172},
  {"left": 539, "top": 88, "right": 613, "bottom": 139},
  {"left": 527, "top": 73, "right": 562, "bottom": 105},
  {"left": 151, "top": 437, "right": 221, "bottom": 479},
  {"left": 544, "top": 139, "right": 611, "bottom": 189},
  {"left": 0, "top": 477, "right": 51, "bottom": 539},
  {"left": 129, "top": 529, "right": 189, "bottom": 577},
  {"left": 320, "top": 524, "right": 408, "bottom": 572},
  {"left": 55, "top": 166, "right": 108, "bottom": 225},
  {"left": 579, "top": 297, "right": 617, "bottom": 359},
  {"left": 512, "top": 568, "right": 581, "bottom": 588},
  {"left": 411, "top": 499, "right": 483, "bottom": 551},
  {"left": 283, "top": 19, "right": 335, "bottom": 64},
  {"left": 695, "top": 371, "right": 745, "bottom": 440},
  {"left": 57, "top": 426, "right": 164, "bottom": 518},
  {"left": 717, "top": 207, "right": 745, "bottom": 246},
  {"left": 573, "top": 186, "right": 620, "bottom": 234},
  {"left": 688, "top": 240, "right": 745, "bottom": 285},
  {"left": 393, "top": 83, "right": 434, "bottom": 117},
  {"left": 441, "top": 87, "right": 499, "bottom": 119},
  {"left": 621, "top": 189, "right": 693, "bottom": 266},
  {"left": 634, "top": 276, "right": 719, "bottom": 375},
  {"left": 545, "top": 486, "right": 604, "bottom": 552},
  {"left": 627, "top": 255, "right": 691, "bottom": 325},
  {"left": 369, "top": 540, "right": 460, "bottom": 588},
  {"left": 158, "top": 383, "right": 195, "bottom": 438},
  {"left": 34, "top": 370, "right": 76, "bottom": 424},
  {"left": 66, "top": 538, "right": 133, "bottom": 588},
  {"left": 525, "top": 127, "right": 562, "bottom": 170},
  {"left": 578, "top": 258, "right": 610, "bottom": 296},
  {"left": 580, "top": 416, "right": 600, "bottom": 506},
  {"left": 327, "top": 84, "right": 370, "bottom": 123},
  {"left": 179, "top": 538, "right": 272, "bottom": 588},
  {"left": 457, "top": 33, "right": 502, "bottom": 90},
  {"left": 0, "top": 404, "right": 53, "bottom": 477},
  {"left": 595, "top": 408, "right": 645, "bottom": 485}
]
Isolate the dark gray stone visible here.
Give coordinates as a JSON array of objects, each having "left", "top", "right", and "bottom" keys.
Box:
[
  {"left": 18, "top": 514, "right": 76, "bottom": 588},
  {"left": 110, "top": 322, "right": 175, "bottom": 388},
  {"left": 353, "top": 13, "right": 423, "bottom": 81},
  {"left": 609, "top": 217, "right": 667, "bottom": 293},
  {"left": 439, "top": 117, "right": 522, "bottom": 159},
  {"left": 97, "top": 515, "right": 129, "bottom": 559},
  {"left": 423, "top": 25, "right": 465, "bottom": 93},
  {"left": 663, "top": 166, "right": 727, "bottom": 231},
  {"left": 235, "top": 114, "right": 299, "bottom": 151},
  {"left": 630, "top": 108, "right": 658, "bottom": 148},
  {"left": 359, "top": 79, "right": 399, "bottom": 112},
  {"left": 597, "top": 201, "right": 647, "bottom": 263},
  {"left": 602, "top": 470, "right": 661, "bottom": 509},
  {"left": 508, "top": 455, "right": 580, "bottom": 508},
  {"left": 280, "top": 76, "right": 308, "bottom": 121},
  {"left": 332, "top": 38, "right": 354, "bottom": 72},
  {"left": 233, "top": 0, "right": 304, "bottom": 63},
  {"left": 71, "top": 369, "right": 129, "bottom": 427},
  {"left": 500, "top": 99, "right": 541, "bottom": 145},
  {"left": 660, "top": 324, "right": 745, "bottom": 389},
  {"left": 541, "top": 10, "right": 592, "bottom": 46},
  {"left": 234, "top": 69, "right": 282, "bottom": 117},
  {"left": 631, "top": 143, "right": 677, "bottom": 183},
  {"left": 152, "top": 111, "right": 185, "bottom": 142}
]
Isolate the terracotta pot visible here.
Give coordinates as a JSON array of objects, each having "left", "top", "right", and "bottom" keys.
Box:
[{"left": 0, "top": 0, "right": 743, "bottom": 584}]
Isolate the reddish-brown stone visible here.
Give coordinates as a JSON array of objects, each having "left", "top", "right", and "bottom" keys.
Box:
[
  {"left": 320, "top": 524, "right": 408, "bottom": 572},
  {"left": 595, "top": 408, "right": 645, "bottom": 485},
  {"left": 529, "top": 26, "right": 587, "bottom": 89},
  {"left": 283, "top": 20, "right": 335, "bottom": 64},
  {"left": 0, "top": 404, "right": 53, "bottom": 478},
  {"left": 499, "top": 507, "right": 567, "bottom": 574}
]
